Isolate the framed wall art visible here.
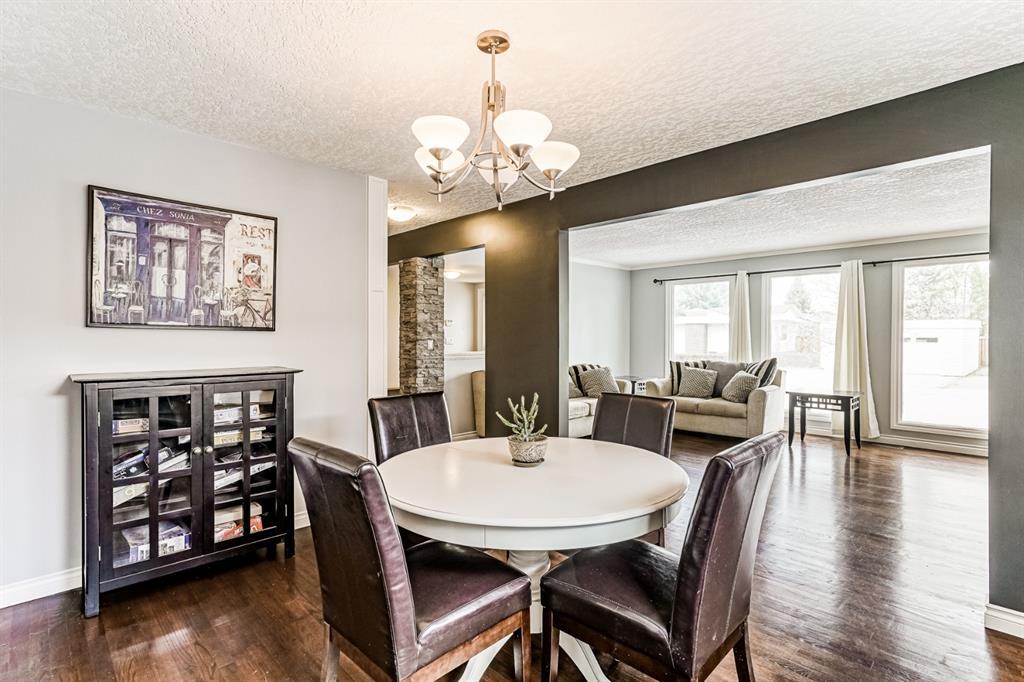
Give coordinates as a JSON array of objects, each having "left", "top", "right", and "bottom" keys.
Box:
[{"left": 87, "top": 186, "right": 277, "bottom": 330}]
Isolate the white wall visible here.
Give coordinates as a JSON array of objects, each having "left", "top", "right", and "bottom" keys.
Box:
[
  {"left": 568, "top": 261, "right": 631, "bottom": 373},
  {"left": 444, "top": 280, "right": 479, "bottom": 353},
  {"left": 0, "top": 90, "right": 385, "bottom": 604},
  {"left": 628, "top": 233, "right": 989, "bottom": 451}
]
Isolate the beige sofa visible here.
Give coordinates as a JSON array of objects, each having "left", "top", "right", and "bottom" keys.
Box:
[
  {"left": 645, "top": 369, "right": 786, "bottom": 438},
  {"left": 567, "top": 364, "right": 629, "bottom": 437}
]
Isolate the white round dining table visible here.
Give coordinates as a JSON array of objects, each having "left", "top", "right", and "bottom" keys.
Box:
[{"left": 378, "top": 436, "right": 690, "bottom": 682}]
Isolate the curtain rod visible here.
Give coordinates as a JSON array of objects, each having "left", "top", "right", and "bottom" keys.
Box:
[{"left": 651, "top": 251, "right": 989, "bottom": 285}]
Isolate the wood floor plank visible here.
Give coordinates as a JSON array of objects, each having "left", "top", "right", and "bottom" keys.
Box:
[{"left": 1, "top": 433, "right": 1022, "bottom": 681}]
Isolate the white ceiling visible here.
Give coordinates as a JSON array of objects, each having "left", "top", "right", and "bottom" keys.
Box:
[
  {"left": 1, "top": 2, "right": 1021, "bottom": 234},
  {"left": 569, "top": 151, "right": 991, "bottom": 269}
]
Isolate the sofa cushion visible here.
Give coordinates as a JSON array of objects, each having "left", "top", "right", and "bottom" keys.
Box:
[
  {"left": 669, "top": 359, "right": 707, "bottom": 395},
  {"left": 745, "top": 357, "right": 779, "bottom": 387},
  {"left": 580, "top": 367, "right": 620, "bottom": 398},
  {"left": 722, "top": 371, "right": 759, "bottom": 403},
  {"left": 671, "top": 396, "right": 703, "bottom": 414},
  {"left": 568, "top": 398, "right": 591, "bottom": 419},
  {"left": 678, "top": 366, "right": 717, "bottom": 399},
  {"left": 705, "top": 361, "right": 748, "bottom": 397},
  {"left": 569, "top": 364, "right": 603, "bottom": 392},
  {"left": 568, "top": 379, "right": 584, "bottom": 399},
  {"left": 696, "top": 397, "right": 748, "bottom": 419}
]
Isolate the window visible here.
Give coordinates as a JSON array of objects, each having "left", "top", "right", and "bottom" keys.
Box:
[
  {"left": 893, "top": 256, "right": 988, "bottom": 435},
  {"left": 668, "top": 279, "right": 730, "bottom": 361},
  {"left": 764, "top": 270, "right": 841, "bottom": 396}
]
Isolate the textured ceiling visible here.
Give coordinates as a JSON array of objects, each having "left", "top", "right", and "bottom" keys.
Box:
[
  {"left": 1, "top": 2, "right": 1021, "bottom": 234},
  {"left": 569, "top": 152, "right": 991, "bottom": 269}
]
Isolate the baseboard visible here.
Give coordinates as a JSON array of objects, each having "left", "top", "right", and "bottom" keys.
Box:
[
  {"left": 452, "top": 431, "right": 479, "bottom": 441},
  {"left": 2, "top": 514, "right": 314, "bottom": 610},
  {"left": 795, "top": 424, "right": 987, "bottom": 457},
  {"left": 985, "top": 603, "right": 1024, "bottom": 640},
  {"left": 0, "top": 566, "right": 80, "bottom": 610}
]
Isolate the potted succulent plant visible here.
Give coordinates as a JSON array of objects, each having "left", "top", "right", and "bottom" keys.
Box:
[{"left": 496, "top": 393, "right": 549, "bottom": 467}]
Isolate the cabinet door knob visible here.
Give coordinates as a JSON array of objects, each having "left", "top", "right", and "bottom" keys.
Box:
[
  {"left": 204, "top": 446, "right": 214, "bottom": 454},
  {"left": 192, "top": 447, "right": 202, "bottom": 456}
]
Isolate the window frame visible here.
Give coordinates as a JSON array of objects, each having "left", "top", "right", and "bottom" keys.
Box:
[
  {"left": 890, "top": 254, "right": 989, "bottom": 439},
  {"left": 664, "top": 276, "right": 733, "bottom": 367},
  {"left": 760, "top": 267, "right": 841, "bottom": 423}
]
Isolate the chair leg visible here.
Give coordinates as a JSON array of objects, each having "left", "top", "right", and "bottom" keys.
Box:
[
  {"left": 513, "top": 610, "right": 532, "bottom": 682},
  {"left": 733, "top": 624, "right": 755, "bottom": 682},
  {"left": 321, "top": 623, "right": 340, "bottom": 682},
  {"left": 541, "top": 609, "right": 559, "bottom": 682}
]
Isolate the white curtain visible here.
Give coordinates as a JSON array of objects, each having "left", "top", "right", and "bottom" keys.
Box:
[
  {"left": 729, "top": 271, "right": 753, "bottom": 362},
  {"left": 833, "top": 260, "right": 880, "bottom": 438}
]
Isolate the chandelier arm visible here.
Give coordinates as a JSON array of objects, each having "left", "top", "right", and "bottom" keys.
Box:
[
  {"left": 427, "top": 160, "right": 479, "bottom": 196},
  {"left": 520, "top": 170, "right": 566, "bottom": 193}
]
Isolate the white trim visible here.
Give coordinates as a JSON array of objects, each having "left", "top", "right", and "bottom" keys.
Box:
[
  {"left": 445, "top": 351, "right": 485, "bottom": 360},
  {"left": 0, "top": 567, "right": 80, "bottom": 609},
  {"left": 452, "top": 431, "right": 479, "bottom": 441},
  {"left": 569, "top": 256, "right": 629, "bottom": 271},
  {"left": 890, "top": 254, "right": 989, "bottom": 440},
  {"left": 367, "top": 176, "right": 389, "bottom": 458},
  {"left": 664, "top": 275, "right": 734, "bottom": 370},
  {"left": 295, "top": 509, "right": 310, "bottom": 530},
  {"left": 985, "top": 604, "right": 1024, "bottom": 640},
  {"left": 797, "top": 423, "right": 987, "bottom": 457},
  {"left": 620, "top": 227, "right": 988, "bottom": 272}
]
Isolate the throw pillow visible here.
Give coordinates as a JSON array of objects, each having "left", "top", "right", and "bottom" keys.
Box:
[
  {"left": 745, "top": 357, "right": 779, "bottom": 387},
  {"left": 669, "top": 360, "right": 707, "bottom": 395},
  {"left": 722, "top": 371, "right": 759, "bottom": 403},
  {"left": 706, "top": 360, "right": 748, "bottom": 397},
  {"left": 569, "top": 363, "right": 602, "bottom": 392},
  {"left": 678, "top": 367, "right": 717, "bottom": 399},
  {"left": 568, "top": 379, "right": 583, "bottom": 399},
  {"left": 579, "top": 367, "right": 620, "bottom": 398}
]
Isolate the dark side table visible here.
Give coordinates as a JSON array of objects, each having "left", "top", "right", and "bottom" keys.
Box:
[{"left": 788, "top": 390, "right": 862, "bottom": 456}]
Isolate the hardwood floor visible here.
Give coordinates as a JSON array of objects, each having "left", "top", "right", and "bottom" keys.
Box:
[{"left": 2, "top": 433, "right": 1022, "bottom": 681}]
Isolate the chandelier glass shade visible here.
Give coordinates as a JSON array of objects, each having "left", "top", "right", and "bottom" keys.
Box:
[{"left": 411, "top": 30, "right": 580, "bottom": 210}]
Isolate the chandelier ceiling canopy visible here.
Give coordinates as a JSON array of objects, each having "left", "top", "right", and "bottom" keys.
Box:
[{"left": 411, "top": 30, "right": 580, "bottom": 211}]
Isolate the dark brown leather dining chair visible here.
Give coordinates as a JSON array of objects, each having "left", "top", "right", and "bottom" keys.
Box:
[
  {"left": 592, "top": 392, "right": 677, "bottom": 545},
  {"left": 289, "top": 438, "right": 532, "bottom": 682},
  {"left": 540, "top": 432, "right": 785, "bottom": 682},
  {"left": 368, "top": 392, "right": 452, "bottom": 463},
  {"left": 367, "top": 392, "right": 452, "bottom": 548}
]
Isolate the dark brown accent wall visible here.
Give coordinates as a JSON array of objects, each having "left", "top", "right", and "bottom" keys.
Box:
[{"left": 390, "top": 64, "right": 1024, "bottom": 614}]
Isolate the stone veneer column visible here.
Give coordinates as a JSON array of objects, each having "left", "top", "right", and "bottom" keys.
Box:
[{"left": 399, "top": 256, "right": 445, "bottom": 394}]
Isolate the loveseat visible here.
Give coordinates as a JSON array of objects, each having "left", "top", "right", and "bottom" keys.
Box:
[
  {"left": 645, "top": 363, "right": 785, "bottom": 439},
  {"left": 567, "top": 364, "right": 629, "bottom": 438}
]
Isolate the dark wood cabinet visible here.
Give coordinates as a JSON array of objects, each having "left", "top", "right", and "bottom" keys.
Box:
[{"left": 70, "top": 367, "right": 301, "bottom": 616}]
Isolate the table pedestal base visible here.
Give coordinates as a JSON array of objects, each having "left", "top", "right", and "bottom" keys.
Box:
[{"left": 458, "top": 550, "right": 609, "bottom": 682}]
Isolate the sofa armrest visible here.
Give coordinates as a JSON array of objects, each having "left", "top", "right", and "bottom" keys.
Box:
[
  {"left": 645, "top": 378, "right": 672, "bottom": 397},
  {"left": 615, "top": 379, "right": 631, "bottom": 393},
  {"left": 747, "top": 384, "right": 785, "bottom": 437}
]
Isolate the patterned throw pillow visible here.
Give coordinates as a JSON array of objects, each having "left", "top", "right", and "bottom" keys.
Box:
[
  {"left": 579, "top": 367, "right": 620, "bottom": 398},
  {"left": 678, "top": 367, "right": 718, "bottom": 399},
  {"left": 569, "top": 363, "right": 602, "bottom": 392},
  {"left": 568, "top": 379, "right": 584, "bottom": 399},
  {"left": 745, "top": 358, "right": 779, "bottom": 387},
  {"left": 722, "top": 371, "right": 759, "bottom": 403},
  {"left": 670, "top": 360, "right": 707, "bottom": 395}
]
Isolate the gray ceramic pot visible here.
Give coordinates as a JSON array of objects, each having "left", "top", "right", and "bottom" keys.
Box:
[{"left": 507, "top": 435, "right": 548, "bottom": 467}]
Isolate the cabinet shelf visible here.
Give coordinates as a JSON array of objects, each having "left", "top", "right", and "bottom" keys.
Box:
[{"left": 74, "top": 366, "right": 299, "bottom": 617}]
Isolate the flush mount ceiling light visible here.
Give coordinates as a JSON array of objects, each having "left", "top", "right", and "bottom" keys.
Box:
[
  {"left": 411, "top": 30, "right": 580, "bottom": 211},
  {"left": 444, "top": 270, "right": 462, "bottom": 280},
  {"left": 387, "top": 205, "right": 417, "bottom": 222}
]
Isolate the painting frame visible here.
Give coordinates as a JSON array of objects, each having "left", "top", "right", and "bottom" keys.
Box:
[{"left": 86, "top": 185, "right": 278, "bottom": 331}]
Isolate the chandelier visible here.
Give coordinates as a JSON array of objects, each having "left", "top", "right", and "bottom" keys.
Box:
[{"left": 411, "top": 30, "right": 580, "bottom": 210}]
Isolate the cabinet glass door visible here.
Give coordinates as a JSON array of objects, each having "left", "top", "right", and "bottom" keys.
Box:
[
  {"left": 104, "top": 386, "right": 201, "bottom": 575},
  {"left": 205, "top": 381, "right": 284, "bottom": 548}
]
